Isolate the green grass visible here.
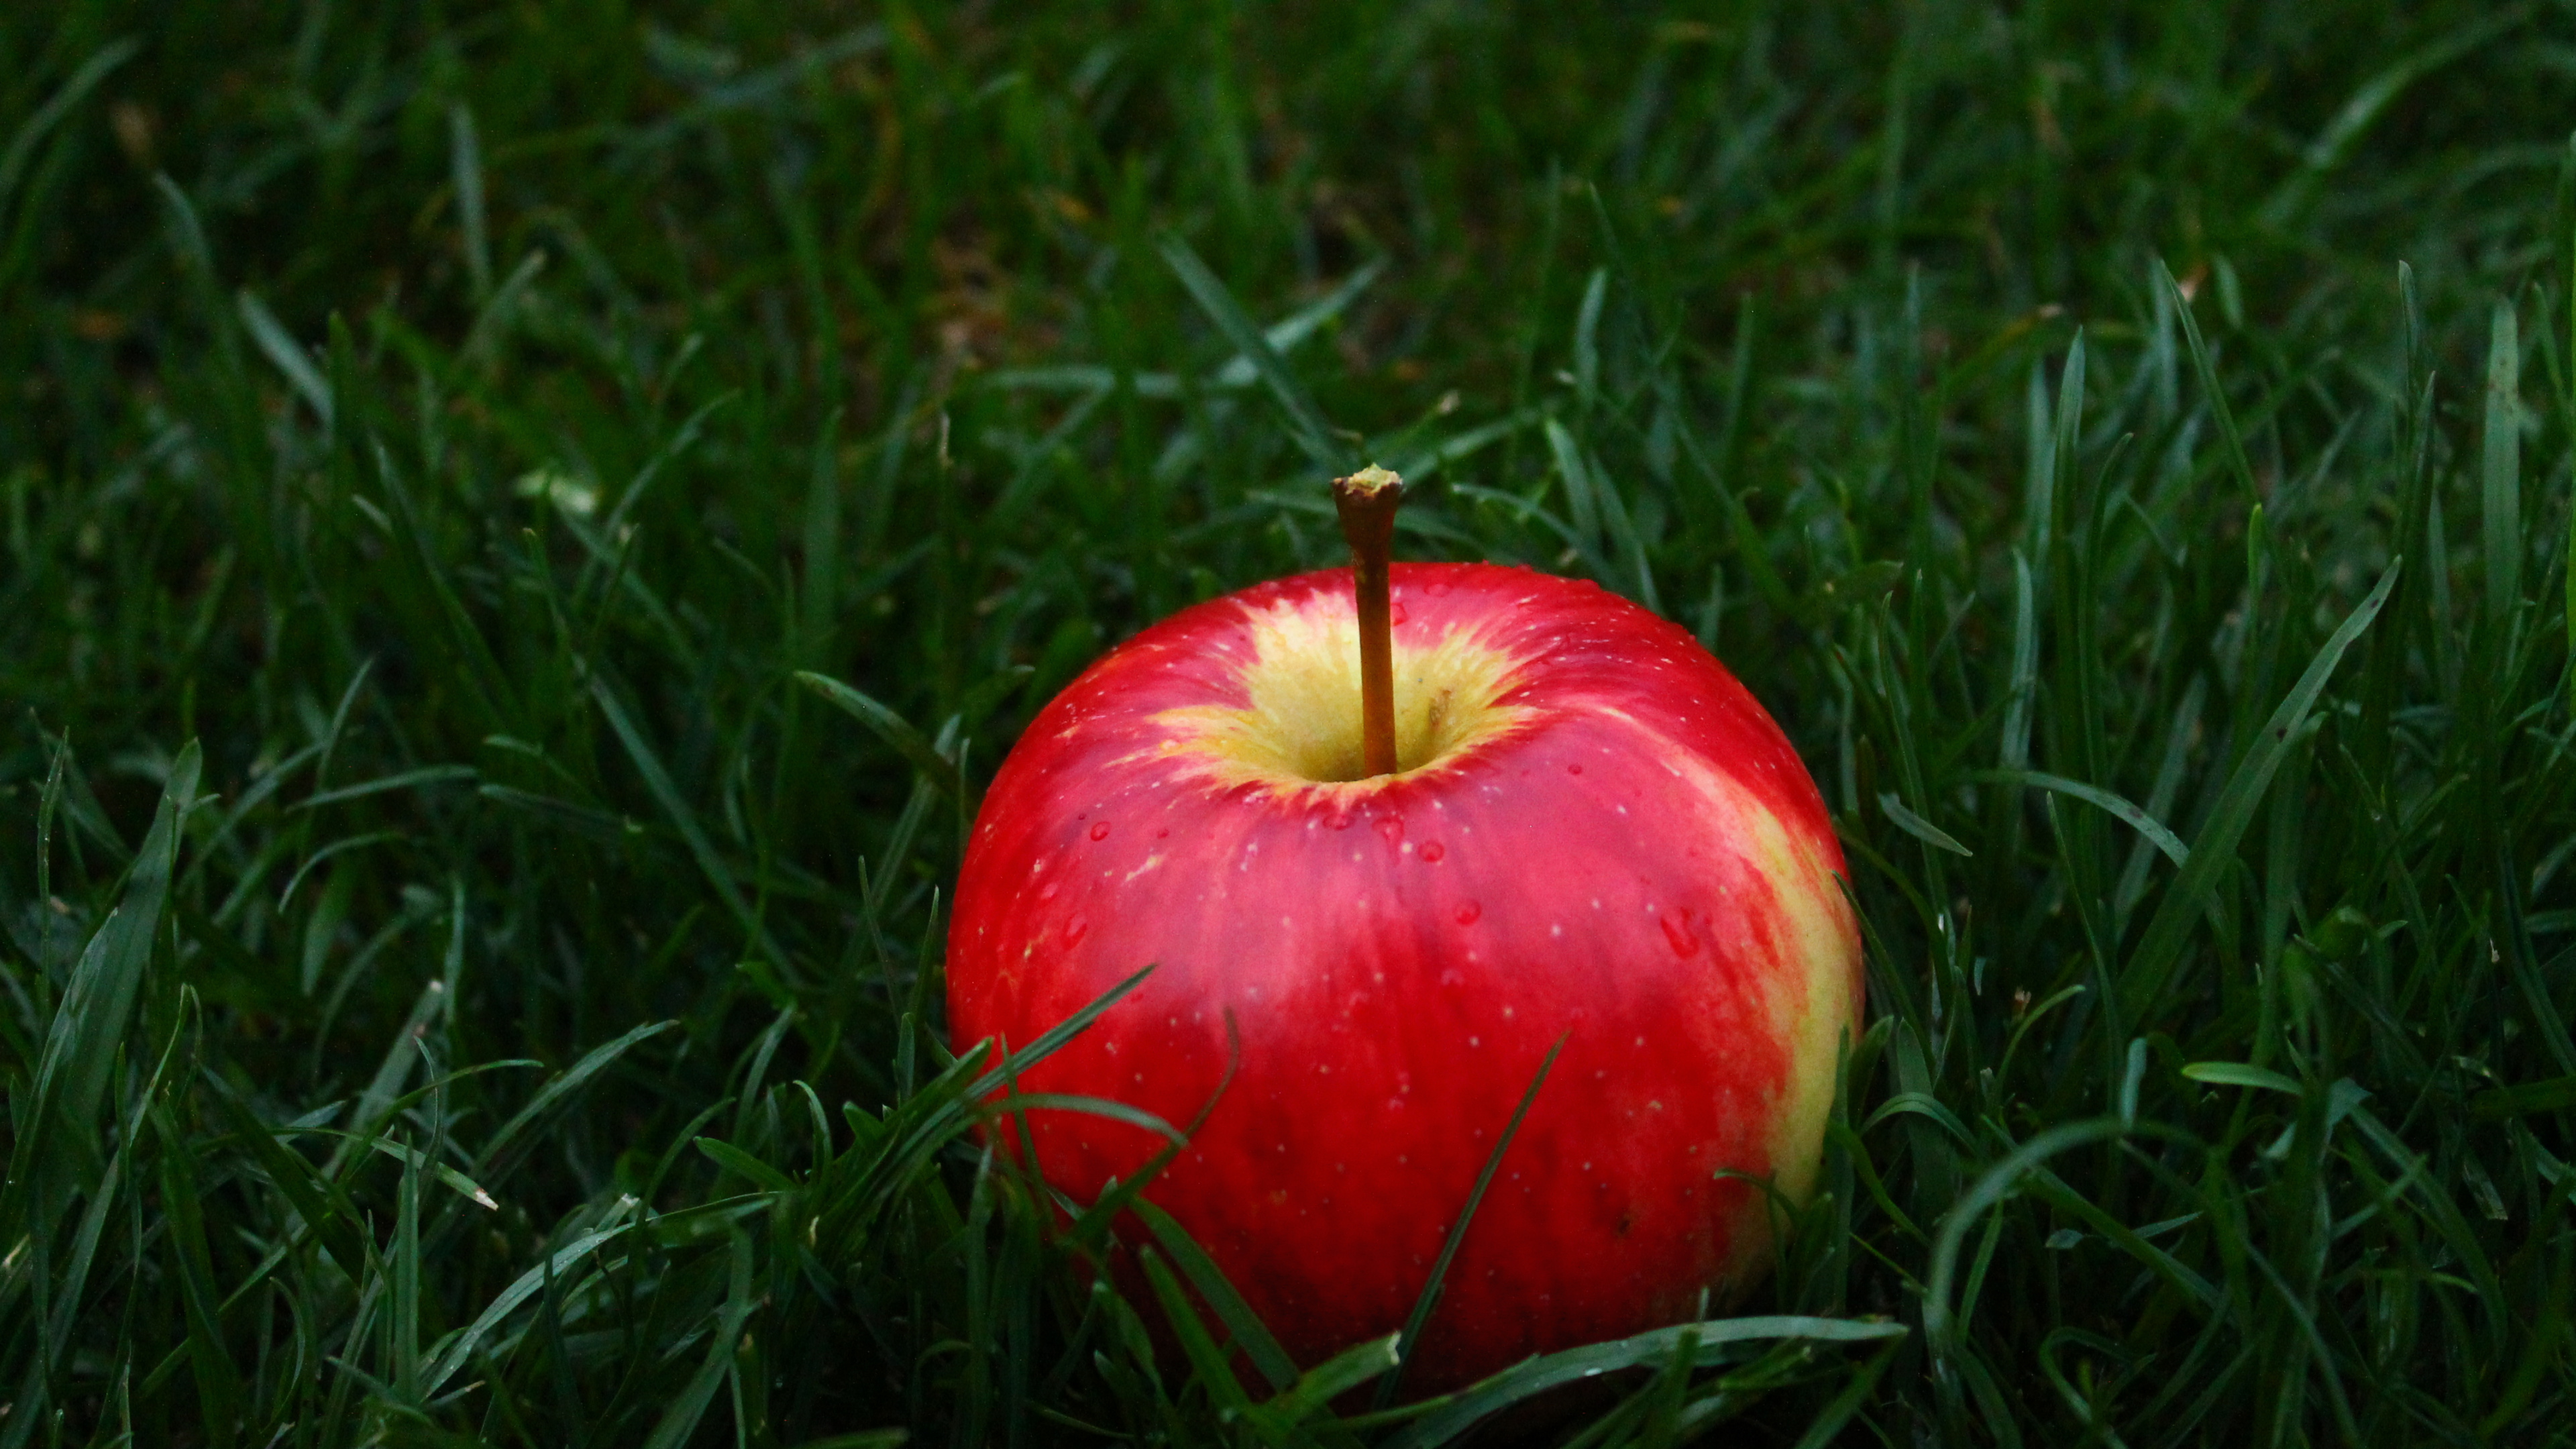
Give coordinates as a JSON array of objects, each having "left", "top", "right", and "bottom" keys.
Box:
[{"left": 3, "top": 1, "right": 2574, "bottom": 1443}]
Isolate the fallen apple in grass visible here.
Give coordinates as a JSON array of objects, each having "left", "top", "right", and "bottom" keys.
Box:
[{"left": 948, "top": 466, "right": 1862, "bottom": 1390}]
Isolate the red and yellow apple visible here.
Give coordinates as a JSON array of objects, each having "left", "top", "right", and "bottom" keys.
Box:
[{"left": 948, "top": 490, "right": 1861, "bottom": 1389}]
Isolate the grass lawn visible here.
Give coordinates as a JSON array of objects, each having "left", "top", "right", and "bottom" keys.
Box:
[{"left": 4, "top": 1, "right": 2574, "bottom": 1443}]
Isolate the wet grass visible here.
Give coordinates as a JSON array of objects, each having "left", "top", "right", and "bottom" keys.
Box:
[{"left": 2, "top": 1, "right": 2573, "bottom": 1444}]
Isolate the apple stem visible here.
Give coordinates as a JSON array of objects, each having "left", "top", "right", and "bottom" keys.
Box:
[{"left": 1332, "top": 465, "right": 1405, "bottom": 778}]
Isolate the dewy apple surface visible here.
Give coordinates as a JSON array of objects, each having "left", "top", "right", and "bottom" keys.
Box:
[{"left": 949, "top": 541, "right": 1860, "bottom": 1390}]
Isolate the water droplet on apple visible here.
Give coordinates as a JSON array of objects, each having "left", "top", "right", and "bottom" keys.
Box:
[
  {"left": 1089, "top": 820, "right": 1112, "bottom": 841},
  {"left": 1660, "top": 910, "right": 1699, "bottom": 957},
  {"left": 1567, "top": 762, "right": 1584, "bottom": 775},
  {"left": 1375, "top": 815, "right": 1404, "bottom": 848},
  {"left": 1455, "top": 900, "right": 1482, "bottom": 926},
  {"left": 1390, "top": 600, "right": 1409, "bottom": 625},
  {"left": 1328, "top": 808, "right": 1356, "bottom": 830},
  {"left": 1419, "top": 841, "right": 1445, "bottom": 862},
  {"left": 1157, "top": 827, "right": 1170, "bottom": 839},
  {"left": 1426, "top": 579, "right": 1452, "bottom": 596},
  {"left": 1038, "top": 881, "right": 1059, "bottom": 902},
  {"left": 1064, "top": 916, "right": 1089, "bottom": 946}
]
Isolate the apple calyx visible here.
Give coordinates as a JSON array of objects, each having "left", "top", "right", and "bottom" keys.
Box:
[
  {"left": 1146, "top": 598, "right": 1529, "bottom": 788},
  {"left": 1330, "top": 464, "right": 1407, "bottom": 778}
]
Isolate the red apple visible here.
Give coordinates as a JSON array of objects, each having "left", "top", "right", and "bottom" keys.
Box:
[{"left": 949, "top": 533, "right": 1861, "bottom": 1389}]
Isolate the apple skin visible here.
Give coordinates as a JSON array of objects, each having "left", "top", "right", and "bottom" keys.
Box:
[{"left": 949, "top": 561, "right": 1861, "bottom": 1390}]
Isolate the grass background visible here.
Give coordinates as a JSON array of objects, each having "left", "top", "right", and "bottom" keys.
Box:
[{"left": 3, "top": 1, "right": 2575, "bottom": 1443}]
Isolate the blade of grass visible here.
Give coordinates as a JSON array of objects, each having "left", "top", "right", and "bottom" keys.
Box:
[
  {"left": 795, "top": 671, "right": 967, "bottom": 804},
  {"left": 590, "top": 672, "right": 787, "bottom": 967},
  {"left": 1158, "top": 232, "right": 1354, "bottom": 474},
  {"left": 1881, "top": 791, "right": 1974, "bottom": 857},
  {"left": 1786, "top": 1339, "right": 1902, "bottom": 1449},
  {"left": 237, "top": 290, "right": 332, "bottom": 426},
  {"left": 9, "top": 741, "right": 200, "bottom": 1212},
  {"left": 1130, "top": 1199, "right": 1299, "bottom": 1393},
  {"left": 1373, "top": 1033, "right": 1567, "bottom": 1409},
  {"left": 2255, "top": 6, "right": 2532, "bottom": 227},
  {"left": 1247, "top": 1333, "right": 1399, "bottom": 1437},
  {"left": 200, "top": 1070, "right": 370, "bottom": 1279},
  {"left": 964, "top": 965, "right": 1155, "bottom": 1099},
  {"left": 2161, "top": 260, "right": 2261, "bottom": 507},
  {"left": 2485, "top": 295, "right": 2524, "bottom": 624},
  {"left": 325, "top": 978, "right": 447, "bottom": 1175},
  {"left": 1137, "top": 1246, "right": 1262, "bottom": 1419},
  {"left": 419, "top": 1197, "right": 642, "bottom": 1398},
  {"left": 291, "top": 764, "right": 478, "bottom": 812},
  {"left": 1974, "top": 769, "right": 2189, "bottom": 868},
  {"left": 1922, "top": 1118, "right": 2130, "bottom": 1365},
  {"left": 448, "top": 102, "right": 492, "bottom": 303},
  {"left": 2120, "top": 561, "right": 2400, "bottom": 1018},
  {"left": 156, "top": 1106, "right": 246, "bottom": 1449},
  {"left": 0, "top": 39, "right": 140, "bottom": 217},
  {"left": 1379, "top": 1316, "right": 1908, "bottom": 1449},
  {"left": 477, "top": 1020, "right": 678, "bottom": 1179},
  {"left": 638, "top": 1233, "right": 759, "bottom": 1449}
]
